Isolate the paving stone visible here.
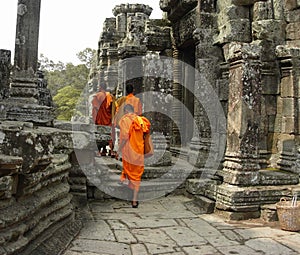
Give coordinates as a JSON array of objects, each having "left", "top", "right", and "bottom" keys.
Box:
[
  {"left": 143, "top": 243, "right": 176, "bottom": 254},
  {"left": 68, "top": 239, "right": 130, "bottom": 255},
  {"left": 114, "top": 229, "right": 137, "bottom": 244},
  {"left": 132, "top": 228, "right": 176, "bottom": 246},
  {"left": 215, "top": 244, "right": 264, "bottom": 255},
  {"left": 62, "top": 195, "right": 300, "bottom": 255},
  {"left": 77, "top": 220, "right": 115, "bottom": 241},
  {"left": 92, "top": 212, "right": 137, "bottom": 220},
  {"left": 182, "top": 245, "right": 222, "bottom": 255},
  {"left": 235, "top": 227, "right": 292, "bottom": 239},
  {"left": 182, "top": 218, "right": 223, "bottom": 236},
  {"left": 276, "top": 234, "right": 300, "bottom": 253},
  {"left": 204, "top": 234, "right": 239, "bottom": 247},
  {"left": 130, "top": 243, "right": 148, "bottom": 255},
  {"left": 219, "top": 229, "right": 245, "bottom": 242},
  {"left": 122, "top": 218, "right": 178, "bottom": 228},
  {"left": 162, "top": 226, "right": 207, "bottom": 246},
  {"left": 245, "top": 238, "right": 298, "bottom": 255},
  {"left": 107, "top": 219, "right": 128, "bottom": 230},
  {"left": 140, "top": 210, "right": 197, "bottom": 219}
]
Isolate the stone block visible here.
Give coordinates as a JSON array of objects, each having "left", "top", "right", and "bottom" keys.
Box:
[
  {"left": 264, "top": 95, "right": 277, "bottom": 115},
  {"left": 253, "top": 1, "right": 273, "bottom": 21},
  {"left": 281, "top": 76, "right": 294, "bottom": 97},
  {"left": 260, "top": 204, "right": 278, "bottom": 222},
  {"left": 284, "top": 0, "right": 298, "bottom": 10},
  {"left": 282, "top": 98, "right": 294, "bottom": 116},
  {"left": 217, "top": 5, "right": 249, "bottom": 26},
  {"left": 285, "top": 8, "right": 300, "bottom": 22},
  {"left": 286, "top": 39, "right": 300, "bottom": 48},
  {"left": 282, "top": 116, "right": 295, "bottom": 134},
  {"left": 215, "top": 208, "right": 260, "bottom": 220},
  {"left": 262, "top": 73, "right": 279, "bottom": 95},
  {"left": 252, "top": 20, "right": 285, "bottom": 43},
  {"left": 286, "top": 22, "right": 300, "bottom": 40}
]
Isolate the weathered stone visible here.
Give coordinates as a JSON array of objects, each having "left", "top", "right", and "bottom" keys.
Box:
[
  {"left": 252, "top": 20, "right": 285, "bottom": 43},
  {"left": 0, "top": 50, "right": 11, "bottom": 100}
]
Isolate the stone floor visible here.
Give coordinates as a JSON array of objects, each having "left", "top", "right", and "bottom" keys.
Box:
[{"left": 62, "top": 195, "right": 300, "bottom": 255}]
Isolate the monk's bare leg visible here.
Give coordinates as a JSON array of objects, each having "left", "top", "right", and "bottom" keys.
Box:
[{"left": 132, "top": 189, "right": 138, "bottom": 207}]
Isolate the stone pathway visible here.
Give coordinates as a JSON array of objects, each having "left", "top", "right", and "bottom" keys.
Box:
[{"left": 63, "top": 195, "right": 300, "bottom": 255}]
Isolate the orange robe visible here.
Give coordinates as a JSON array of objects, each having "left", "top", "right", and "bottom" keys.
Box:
[
  {"left": 119, "top": 113, "right": 151, "bottom": 191},
  {"left": 92, "top": 91, "right": 113, "bottom": 126},
  {"left": 114, "top": 93, "right": 142, "bottom": 127}
]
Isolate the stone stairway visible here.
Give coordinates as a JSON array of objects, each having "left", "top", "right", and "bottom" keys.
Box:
[{"left": 86, "top": 155, "right": 203, "bottom": 201}]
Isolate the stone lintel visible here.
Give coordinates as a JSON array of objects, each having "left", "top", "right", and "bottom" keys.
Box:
[{"left": 113, "top": 3, "right": 153, "bottom": 17}]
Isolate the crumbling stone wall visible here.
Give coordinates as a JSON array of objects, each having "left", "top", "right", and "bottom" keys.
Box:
[{"left": 0, "top": 120, "right": 97, "bottom": 254}]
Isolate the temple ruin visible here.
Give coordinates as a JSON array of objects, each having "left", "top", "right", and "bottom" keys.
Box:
[{"left": 0, "top": 0, "right": 300, "bottom": 254}]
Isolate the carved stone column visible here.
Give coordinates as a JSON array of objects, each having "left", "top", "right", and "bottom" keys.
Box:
[
  {"left": 275, "top": 46, "right": 300, "bottom": 174},
  {"left": 171, "top": 45, "right": 183, "bottom": 146},
  {"left": 220, "top": 42, "right": 262, "bottom": 185},
  {"left": 0, "top": 0, "right": 54, "bottom": 124},
  {"left": 105, "top": 48, "right": 119, "bottom": 91},
  {"left": 188, "top": 0, "right": 223, "bottom": 168}
]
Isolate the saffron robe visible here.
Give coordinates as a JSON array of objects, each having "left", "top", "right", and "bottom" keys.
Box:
[
  {"left": 119, "top": 113, "right": 151, "bottom": 191},
  {"left": 114, "top": 93, "right": 142, "bottom": 127},
  {"left": 92, "top": 91, "right": 113, "bottom": 126}
]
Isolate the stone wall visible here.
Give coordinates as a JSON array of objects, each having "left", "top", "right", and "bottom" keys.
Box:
[{"left": 0, "top": 120, "right": 96, "bottom": 254}]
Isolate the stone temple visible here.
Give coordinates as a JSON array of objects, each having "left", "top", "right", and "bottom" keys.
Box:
[{"left": 0, "top": 0, "right": 300, "bottom": 254}]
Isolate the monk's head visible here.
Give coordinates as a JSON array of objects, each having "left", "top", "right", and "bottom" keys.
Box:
[
  {"left": 126, "top": 84, "right": 134, "bottom": 95},
  {"left": 124, "top": 104, "right": 134, "bottom": 114},
  {"left": 99, "top": 83, "right": 107, "bottom": 91}
]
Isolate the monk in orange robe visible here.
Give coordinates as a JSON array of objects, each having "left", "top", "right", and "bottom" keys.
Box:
[
  {"left": 92, "top": 83, "right": 113, "bottom": 155},
  {"left": 112, "top": 84, "right": 142, "bottom": 158},
  {"left": 117, "top": 104, "right": 151, "bottom": 208},
  {"left": 114, "top": 84, "right": 142, "bottom": 127},
  {"left": 92, "top": 84, "right": 113, "bottom": 126}
]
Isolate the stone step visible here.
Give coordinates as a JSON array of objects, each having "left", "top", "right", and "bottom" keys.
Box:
[{"left": 95, "top": 155, "right": 203, "bottom": 180}]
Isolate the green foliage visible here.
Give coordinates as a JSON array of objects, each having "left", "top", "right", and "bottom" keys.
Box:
[
  {"left": 76, "top": 48, "right": 97, "bottom": 69},
  {"left": 53, "top": 85, "right": 82, "bottom": 120},
  {"left": 38, "top": 48, "right": 96, "bottom": 121}
]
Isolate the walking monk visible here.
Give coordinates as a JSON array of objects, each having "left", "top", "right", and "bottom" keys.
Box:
[
  {"left": 114, "top": 84, "right": 142, "bottom": 127},
  {"left": 117, "top": 104, "right": 151, "bottom": 208},
  {"left": 91, "top": 83, "right": 113, "bottom": 155}
]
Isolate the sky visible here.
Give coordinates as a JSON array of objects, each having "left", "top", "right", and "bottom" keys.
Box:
[{"left": 0, "top": 0, "right": 163, "bottom": 65}]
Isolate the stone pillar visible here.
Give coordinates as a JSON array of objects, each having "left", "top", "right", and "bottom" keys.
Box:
[
  {"left": 14, "top": 0, "right": 41, "bottom": 79},
  {"left": 220, "top": 42, "right": 262, "bottom": 185},
  {"left": 105, "top": 48, "right": 119, "bottom": 91},
  {"left": 171, "top": 45, "right": 183, "bottom": 146},
  {"left": 188, "top": 0, "right": 223, "bottom": 167},
  {"left": 143, "top": 53, "right": 172, "bottom": 166},
  {"left": 276, "top": 46, "right": 300, "bottom": 174},
  {"left": 0, "top": 0, "right": 54, "bottom": 124},
  {"left": 0, "top": 50, "right": 11, "bottom": 99}
]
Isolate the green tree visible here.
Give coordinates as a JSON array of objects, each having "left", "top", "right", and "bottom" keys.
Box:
[
  {"left": 53, "top": 85, "right": 82, "bottom": 120},
  {"left": 38, "top": 48, "right": 95, "bottom": 121},
  {"left": 76, "top": 48, "right": 97, "bottom": 69}
]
